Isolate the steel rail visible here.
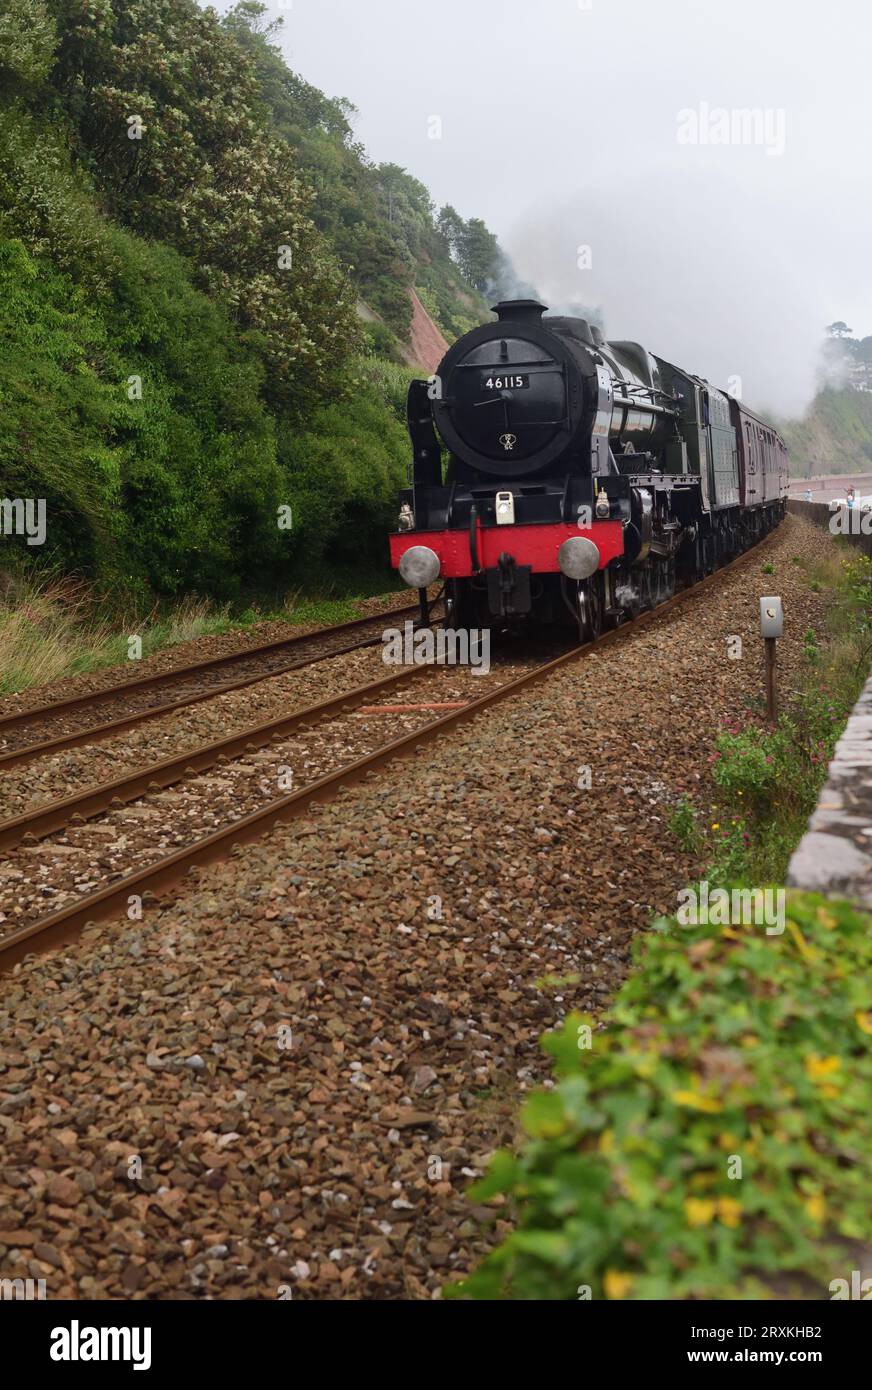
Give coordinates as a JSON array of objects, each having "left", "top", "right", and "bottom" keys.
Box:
[
  {"left": 0, "top": 531, "right": 777, "bottom": 973},
  {"left": 0, "top": 602, "right": 423, "bottom": 737},
  {"left": 0, "top": 662, "right": 436, "bottom": 851},
  {"left": 0, "top": 608, "right": 429, "bottom": 771}
]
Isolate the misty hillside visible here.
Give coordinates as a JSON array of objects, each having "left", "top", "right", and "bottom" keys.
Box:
[
  {"left": 0, "top": 0, "right": 510, "bottom": 601},
  {"left": 779, "top": 388, "right": 872, "bottom": 478},
  {"left": 778, "top": 327, "right": 872, "bottom": 477}
]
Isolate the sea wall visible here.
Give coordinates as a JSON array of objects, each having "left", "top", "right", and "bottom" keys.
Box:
[
  {"left": 786, "top": 499, "right": 872, "bottom": 901},
  {"left": 787, "top": 672, "right": 872, "bottom": 906}
]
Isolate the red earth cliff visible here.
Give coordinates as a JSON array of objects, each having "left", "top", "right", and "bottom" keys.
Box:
[{"left": 406, "top": 288, "right": 450, "bottom": 373}]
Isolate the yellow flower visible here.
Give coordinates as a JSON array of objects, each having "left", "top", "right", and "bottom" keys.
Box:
[
  {"left": 711, "top": 822, "right": 720, "bottom": 830},
  {"left": 787, "top": 920, "right": 818, "bottom": 963},
  {"left": 855, "top": 1011, "right": 872, "bottom": 1036},
  {"left": 805, "top": 1054, "right": 840, "bottom": 1080},
  {"left": 684, "top": 1197, "right": 716, "bottom": 1227},
  {"left": 672, "top": 1089, "right": 723, "bottom": 1113},
  {"left": 718, "top": 1132, "right": 739, "bottom": 1151},
  {"left": 689, "top": 1171, "right": 716, "bottom": 1191},
  {"left": 803, "top": 1193, "right": 826, "bottom": 1223},
  {"left": 717, "top": 1197, "right": 742, "bottom": 1228},
  {"left": 603, "top": 1269, "right": 634, "bottom": 1300},
  {"left": 598, "top": 1128, "right": 614, "bottom": 1155}
]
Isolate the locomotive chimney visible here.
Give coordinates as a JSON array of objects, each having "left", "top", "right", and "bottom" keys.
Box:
[{"left": 492, "top": 299, "right": 548, "bottom": 325}]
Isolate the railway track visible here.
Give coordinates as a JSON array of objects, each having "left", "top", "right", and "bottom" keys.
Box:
[
  {"left": 0, "top": 535, "right": 775, "bottom": 972},
  {"left": 0, "top": 602, "right": 430, "bottom": 769}
]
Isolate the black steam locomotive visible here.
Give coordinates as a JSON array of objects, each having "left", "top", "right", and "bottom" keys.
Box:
[{"left": 389, "top": 299, "right": 788, "bottom": 638}]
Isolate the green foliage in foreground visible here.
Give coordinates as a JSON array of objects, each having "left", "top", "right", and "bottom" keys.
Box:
[{"left": 451, "top": 893, "right": 872, "bottom": 1300}]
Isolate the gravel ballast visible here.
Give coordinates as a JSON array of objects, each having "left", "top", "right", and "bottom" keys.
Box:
[
  {"left": 0, "top": 656, "right": 544, "bottom": 934},
  {"left": 0, "top": 517, "right": 838, "bottom": 1299},
  {"left": 0, "top": 644, "right": 402, "bottom": 822}
]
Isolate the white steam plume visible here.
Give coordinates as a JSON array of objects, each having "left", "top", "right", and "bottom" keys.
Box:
[{"left": 503, "top": 160, "right": 865, "bottom": 421}]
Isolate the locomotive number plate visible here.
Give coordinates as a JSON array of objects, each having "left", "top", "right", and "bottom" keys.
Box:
[{"left": 481, "top": 374, "right": 529, "bottom": 391}]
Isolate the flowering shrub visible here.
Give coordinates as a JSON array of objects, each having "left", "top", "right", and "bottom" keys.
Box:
[{"left": 47, "top": 0, "right": 359, "bottom": 407}]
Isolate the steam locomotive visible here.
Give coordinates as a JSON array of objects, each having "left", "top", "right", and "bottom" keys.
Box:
[{"left": 389, "top": 299, "right": 788, "bottom": 638}]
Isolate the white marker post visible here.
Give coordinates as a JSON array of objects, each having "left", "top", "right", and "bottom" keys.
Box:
[{"left": 759, "top": 596, "right": 784, "bottom": 725}]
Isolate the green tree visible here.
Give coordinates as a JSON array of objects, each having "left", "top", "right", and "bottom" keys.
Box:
[
  {"left": 44, "top": 0, "right": 359, "bottom": 408},
  {"left": 0, "top": 0, "right": 57, "bottom": 86},
  {"left": 455, "top": 217, "right": 500, "bottom": 291}
]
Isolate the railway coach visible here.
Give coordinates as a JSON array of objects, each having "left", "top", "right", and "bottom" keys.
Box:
[{"left": 390, "top": 299, "right": 788, "bottom": 638}]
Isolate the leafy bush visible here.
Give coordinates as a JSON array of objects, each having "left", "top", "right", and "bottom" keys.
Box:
[
  {"left": 712, "top": 727, "right": 788, "bottom": 809},
  {"left": 361, "top": 319, "right": 402, "bottom": 361},
  {"left": 0, "top": 237, "right": 120, "bottom": 574},
  {"left": 838, "top": 554, "right": 872, "bottom": 634},
  {"left": 452, "top": 893, "right": 872, "bottom": 1300},
  {"left": 277, "top": 372, "right": 409, "bottom": 572},
  {"left": 0, "top": 107, "right": 116, "bottom": 298},
  {"left": 0, "top": 232, "right": 287, "bottom": 596},
  {"left": 355, "top": 354, "right": 417, "bottom": 423}
]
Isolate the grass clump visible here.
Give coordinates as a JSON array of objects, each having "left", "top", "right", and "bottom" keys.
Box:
[
  {"left": 0, "top": 571, "right": 410, "bottom": 696},
  {"left": 0, "top": 576, "right": 231, "bottom": 696},
  {"left": 667, "top": 795, "right": 703, "bottom": 855}
]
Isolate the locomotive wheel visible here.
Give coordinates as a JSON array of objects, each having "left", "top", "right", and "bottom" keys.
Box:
[
  {"left": 650, "top": 558, "right": 673, "bottom": 603},
  {"left": 698, "top": 533, "right": 715, "bottom": 578},
  {"left": 578, "top": 575, "right": 604, "bottom": 642},
  {"left": 638, "top": 566, "right": 655, "bottom": 612}
]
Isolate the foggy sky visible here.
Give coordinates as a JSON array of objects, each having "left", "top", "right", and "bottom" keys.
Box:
[{"left": 209, "top": 0, "right": 872, "bottom": 418}]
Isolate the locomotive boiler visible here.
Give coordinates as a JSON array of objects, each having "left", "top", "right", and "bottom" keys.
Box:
[{"left": 389, "top": 299, "right": 788, "bottom": 638}]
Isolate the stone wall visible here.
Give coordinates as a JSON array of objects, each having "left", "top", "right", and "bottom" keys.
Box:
[
  {"left": 787, "top": 675, "right": 872, "bottom": 906},
  {"left": 786, "top": 499, "right": 872, "bottom": 901}
]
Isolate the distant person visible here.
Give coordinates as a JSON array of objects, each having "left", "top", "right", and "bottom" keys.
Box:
[
  {"left": 847, "top": 486, "right": 856, "bottom": 509},
  {"left": 804, "top": 488, "right": 812, "bottom": 501}
]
